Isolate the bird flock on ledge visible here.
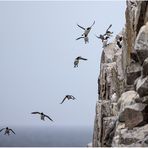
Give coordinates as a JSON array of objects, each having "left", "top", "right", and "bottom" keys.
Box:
[{"left": 0, "top": 21, "right": 123, "bottom": 136}]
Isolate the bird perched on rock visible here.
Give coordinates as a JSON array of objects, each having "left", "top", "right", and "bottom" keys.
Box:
[
  {"left": 74, "top": 56, "right": 87, "bottom": 68},
  {"left": 31, "top": 112, "right": 53, "bottom": 121},
  {"left": 116, "top": 35, "right": 122, "bottom": 48},
  {"left": 60, "top": 95, "right": 76, "bottom": 104},
  {"left": 76, "top": 21, "right": 95, "bottom": 43},
  {"left": 0, "top": 127, "right": 15, "bottom": 135}
]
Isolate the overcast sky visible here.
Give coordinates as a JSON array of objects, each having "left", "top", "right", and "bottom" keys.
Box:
[{"left": 0, "top": 1, "right": 126, "bottom": 128}]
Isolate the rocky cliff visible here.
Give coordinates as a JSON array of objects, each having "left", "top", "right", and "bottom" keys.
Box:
[{"left": 92, "top": 1, "right": 148, "bottom": 147}]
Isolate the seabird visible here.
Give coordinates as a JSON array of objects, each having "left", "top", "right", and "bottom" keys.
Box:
[
  {"left": 74, "top": 56, "right": 87, "bottom": 68},
  {"left": 76, "top": 34, "right": 89, "bottom": 44},
  {"left": 104, "top": 24, "right": 113, "bottom": 37},
  {"left": 31, "top": 112, "right": 53, "bottom": 121},
  {"left": 77, "top": 21, "right": 95, "bottom": 36},
  {"left": 0, "top": 127, "right": 15, "bottom": 135},
  {"left": 116, "top": 35, "right": 122, "bottom": 48},
  {"left": 95, "top": 34, "right": 109, "bottom": 48},
  {"left": 60, "top": 95, "right": 76, "bottom": 104}
]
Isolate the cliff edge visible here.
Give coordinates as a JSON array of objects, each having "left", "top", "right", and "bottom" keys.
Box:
[{"left": 92, "top": 1, "right": 148, "bottom": 147}]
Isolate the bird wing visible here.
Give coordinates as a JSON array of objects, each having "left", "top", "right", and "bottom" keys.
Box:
[
  {"left": 105, "top": 24, "right": 112, "bottom": 33},
  {"left": 77, "top": 24, "right": 85, "bottom": 30},
  {"left": 60, "top": 96, "right": 67, "bottom": 104},
  {"left": 0, "top": 128, "right": 5, "bottom": 132},
  {"left": 31, "top": 112, "right": 41, "bottom": 114},
  {"left": 90, "top": 21, "right": 95, "bottom": 28},
  {"left": 10, "top": 129, "right": 15, "bottom": 134},
  {"left": 45, "top": 115, "right": 53, "bottom": 121},
  {"left": 70, "top": 95, "right": 76, "bottom": 100},
  {"left": 95, "top": 34, "right": 104, "bottom": 40},
  {"left": 76, "top": 36, "right": 84, "bottom": 40},
  {"left": 79, "top": 57, "right": 87, "bottom": 60}
]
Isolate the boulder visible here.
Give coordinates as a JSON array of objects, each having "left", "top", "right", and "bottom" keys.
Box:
[
  {"left": 117, "top": 91, "right": 139, "bottom": 112},
  {"left": 142, "top": 57, "right": 148, "bottom": 77},
  {"left": 135, "top": 22, "right": 148, "bottom": 65},
  {"left": 136, "top": 76, "right": 148, "bottom": 97},
  {"left": 123, "top": 103, "right": 148, "bottom": 128},
  {"left": 126, "top": 62, "right": 141, "bottom": 85}
]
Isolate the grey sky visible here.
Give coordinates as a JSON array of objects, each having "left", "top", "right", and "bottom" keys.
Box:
[{"left": 0, "top": 1, "right": 126, "bottom": 127}]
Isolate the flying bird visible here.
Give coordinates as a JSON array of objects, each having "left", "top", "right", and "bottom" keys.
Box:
[
  {"left": 74, "top": 56, "right": 87, "bottom": 68},
  {"left": 95, "top": 34, "right": 110, "bottom": 48},
  {"left": 76, "top": 21, "right": 95, "bottom": 43},
  {"left": 104, "top": 24, "right": 113, "bottom": 37},
  {"left": 31, "top": 112, "right": 53, "bottom": 121},
  {"left": 60, "top": 95, "right": 76, "bottom": 104},
  {"left": 0, "top": 127, "right": 15, "bottom": 135},
  {"left": 76, "top": 34, "right": 89, "bottom": 44}
]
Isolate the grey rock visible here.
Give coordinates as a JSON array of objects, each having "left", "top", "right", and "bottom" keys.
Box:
[
  {"left": 142, "top": 57, "right": 148, "bottom": 77},
  {"left": 136, "top": 76, "right": 148, "bottom": 97}
]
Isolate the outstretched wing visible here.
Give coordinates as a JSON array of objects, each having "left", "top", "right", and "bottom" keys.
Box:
[
  {"left": 90, "top": 21, "right": 95, "bottom": 28},
  {"left": 60, "top": 96, "right": 67, "bottom": 104},
  {"left": 95, "top": 34, "right": 104, "bottom": 40},
  {"left": 106, "top": 24, "right": 112, "bottom": 33},
  {"left": 0, "top": 128, "right": 5, "bottom": 132},
  {"left": 77, "top": 24, "right": 85, "bottom": 30},
  {"left": 31, "top": 112, "right": 41, "bottom": 115},
  {"left": 70, "top": 95, "right": 76, "bottom": 100},
  {"left": 10, "top": 129, "right": 15, "bottom": 134},
  {"left": 79, "top": 57, "right": 87, "bottom": 60},
  {"left": 45, "top": 115, "right": 53, "bottom": 121},
  {"left": 76, "top": 36, "right": 84, "bottom": 40}
]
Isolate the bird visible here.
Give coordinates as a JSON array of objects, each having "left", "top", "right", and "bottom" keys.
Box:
[
  {"left": 76, "top": 34, "right": 89, "bottom": 44},
  {"left": 104, "top": 24, "right": 113, "bottom": 37},
  {"left": 74, "top": 56, "right": 87, "bottom": 68},
  {"left": 95, "top": 34, "right": 109, "bottom": 48},
  {"left": 60, "top": 95, "right": 76, "bottom": 104},
  {"left": 77, "top": 21, "right": 95, "bottom": 37},
  {"left": 31, "top": 112, "right": 53, "bottom": 121},
  {"left": 0, "top": 127, "right": 15, "bottom": 135},
  {"left": 116, "top": 35, "right": 122, "bottom": 48}
]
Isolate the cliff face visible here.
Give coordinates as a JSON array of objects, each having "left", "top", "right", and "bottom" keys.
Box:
[{"left": 93, "top": 1, "right": 148, "bottom": 147}]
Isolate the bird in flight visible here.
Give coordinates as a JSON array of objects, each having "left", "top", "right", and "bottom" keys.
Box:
[
  {"left": 0, "top": 127, "right": 15, "bottom": 135},
  {"left": 31, "top": 112, "right": 53, "bottom": 121},
  {"left": 76, "top": 21, "right": 95, "bottom": 43},
  {"left": 60, "top": 95, "right": 76, "bottom": 104},
  {"left": 74, "top": 56, "right": 87, "bottom": 68},
  {"left": 76, "top": 34, "right": 89, "bottom": 44},
  {"left": 103, "top": 24, "right": 113, "bottom": 37}
]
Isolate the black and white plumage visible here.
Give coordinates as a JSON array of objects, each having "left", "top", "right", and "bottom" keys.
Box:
[
  {"left": 0, "top": 127, "right": 15, "bottom": 135},
  {"left": 31, "top": 112, "right": 53, "bottom": 121},
  {"left": 95, "top": 34, "right": 110, "bottom": 48},
  {"left": 76, "top": 34, "right": 89, "bottom": 44},
  {"left": 60, "top": 95, "right": 76, "bottom": 104},
  {"left": 76, "top": 21, "right": 95, "bottom": 43},
  {"left": 116, "top": 35, "right": 122, "bottom": 48},
  {"left": 74, "top": 56, "right": 87, "bottom": 68},
  {"left": 104, "top": 24, "right": 113, "bottom": 37}
]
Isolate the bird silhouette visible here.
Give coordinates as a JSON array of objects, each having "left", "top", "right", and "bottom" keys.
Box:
[
  {"left": 31, "top": 112, "right": 53, "bottom": 121},
  {"left": 76, "top": 21, "right": 95, "bottom": 43},
  {"left": 74, "top": 56, "right": 87, "bottom": 68},
  {"left": 0, "top": 127, "right": 15, "bottom": 135},
  {"left": 60, "top": 95, "right": 76, "bottom": 104}
]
